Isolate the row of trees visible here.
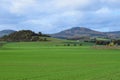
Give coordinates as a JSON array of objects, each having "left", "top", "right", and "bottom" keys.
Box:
[
  {"left": 63, "top": 43, "right": 83, "bottom": 46},
  {"left": 95, "top": 40, "right": 120, "bottom": 46}
]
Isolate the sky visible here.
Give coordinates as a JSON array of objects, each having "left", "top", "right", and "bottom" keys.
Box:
[{"left": 0, "top": 0, "right": 120, "bottom": 33}]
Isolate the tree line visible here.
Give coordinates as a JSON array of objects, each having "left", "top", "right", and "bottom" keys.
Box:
[{"left": 94, "top": 40, "right": 120, "bottom": 46}]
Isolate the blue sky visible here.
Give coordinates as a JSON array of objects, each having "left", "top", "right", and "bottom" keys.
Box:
[{"left": 0, "top": 0, "right": 120, "bottom": 33}]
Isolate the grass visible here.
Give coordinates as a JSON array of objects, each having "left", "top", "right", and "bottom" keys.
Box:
[
  {"left": 96, "top": 38, "right": 110, "bottom": 41},
  {"left": 0, "top": 42, "right": 120, "bottom": 80}
]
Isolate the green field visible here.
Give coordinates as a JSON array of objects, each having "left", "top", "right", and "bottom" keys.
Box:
[{"left": 0, "top": 42, "right": 120, "bottom": 80}]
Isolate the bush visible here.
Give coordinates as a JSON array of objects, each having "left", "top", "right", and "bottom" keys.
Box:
[
  {"left": 67, "top": 44, "right": 70, "bottom": 46},
  {"left": 79, "top": 43, "right": 82, "bottom": 46}
]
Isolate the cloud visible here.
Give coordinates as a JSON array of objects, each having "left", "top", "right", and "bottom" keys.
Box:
[
  {"left": 0, "top": 0, "right": 120, "bottom": 33},
  {"left": 9, "top": 0, "right": 37, "bottom": 14}
]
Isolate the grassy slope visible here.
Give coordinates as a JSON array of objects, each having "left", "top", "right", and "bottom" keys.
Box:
[{"left": 0, "top": 41, "right": 120, "bottom": 80}]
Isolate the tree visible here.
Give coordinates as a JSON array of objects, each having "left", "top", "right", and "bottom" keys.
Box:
[
  {"left": 67, "top": 44, "right": 70, "bottom": 46},
  {"left": 79, "top": 43, "right": 82, "bottom": 46},
  {"left": 43, "top": 38, "right": 47, "bottom": 41},
  {"left": 38, "top": 32, "right": 42, "bottom": 36}
]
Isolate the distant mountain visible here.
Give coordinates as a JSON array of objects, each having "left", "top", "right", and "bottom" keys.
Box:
[
  {"left": 0, "top": 30, "right": 16, "bottom": 37},
  {"left": 105, "top": 31, "right": 120, "bottom": 38},
  {"left": 51, "top": 27, "right": 107, "bottom": 39}
]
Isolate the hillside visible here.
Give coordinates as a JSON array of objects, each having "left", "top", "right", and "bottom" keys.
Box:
[
  {"left": 0, "top": 30, "right": 50, "bottom": 42},
  {"left": 51, "top": 27, "right": 107, "bottom": 39},
  {"left": 0, "top": 30, "right": 16, "bottom": 37},
  {"left": 51, "top": 27, "right": 120, "bottom": 39}
]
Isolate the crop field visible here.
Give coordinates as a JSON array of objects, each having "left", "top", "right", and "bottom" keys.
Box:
[{"left": 0, "top": 42, "right": 120, "bottom": 80}]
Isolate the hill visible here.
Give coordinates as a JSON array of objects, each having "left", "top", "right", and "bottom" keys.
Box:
[
  {"left": 0, "top": 30, "right": 50, "bottom": 42},
  {"left": 0, "top": 30, "right": 16, "bottom": 37},
  {"left": 51, "top": 27, "right": 107, "bottom": 39}
]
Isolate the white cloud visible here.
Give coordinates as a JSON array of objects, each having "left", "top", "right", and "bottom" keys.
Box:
[
  {"left": 9, "top": 0, "right": 37, "bottom": 14},
  {"left": 101, "top": 0, "right": 120, "bottom": 3},
  {"left": 0, "top": 0, "right": 120, "bottom": 33},
  {"left": 96, "top": 7, "right": 111, "bottom": 14},
  {"left": 52, "top": 0, "right": 91, "bottom": 9}
]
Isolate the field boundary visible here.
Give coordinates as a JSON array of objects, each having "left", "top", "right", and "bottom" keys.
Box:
[{"left": 92, "top": 45, "right": 120, "bottom": 49}]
